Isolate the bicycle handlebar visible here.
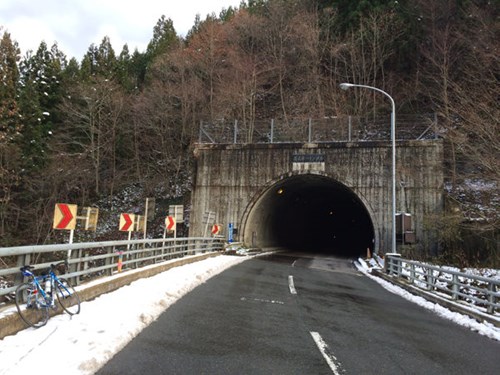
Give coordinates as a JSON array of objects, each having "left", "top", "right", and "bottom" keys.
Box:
[{"left": 20, "top": 265, "right": 35, "bottom": 273}]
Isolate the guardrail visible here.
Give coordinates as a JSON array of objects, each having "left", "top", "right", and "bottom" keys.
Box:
[
  {"left": 0, "top": 237, "right": 225, "bottom": 298},
  {"left": 385, "top": 255, "right": 500, "bottom": 315}
]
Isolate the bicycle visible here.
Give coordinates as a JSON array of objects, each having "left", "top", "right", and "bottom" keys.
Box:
[{"left": 15, "top": 261, "right": 81, "bottom": 328}]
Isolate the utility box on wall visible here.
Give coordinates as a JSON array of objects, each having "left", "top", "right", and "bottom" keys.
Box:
[{"left": 396, "top": 213, "right": 416, "bottom": 244}]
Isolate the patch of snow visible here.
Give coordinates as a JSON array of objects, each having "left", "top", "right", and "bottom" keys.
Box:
[
  {"left": 354, "top": 259, "right": 500, "bottom": 342},
  {"left": 0, "top": 255, "right": 247, "bottom": 375}
]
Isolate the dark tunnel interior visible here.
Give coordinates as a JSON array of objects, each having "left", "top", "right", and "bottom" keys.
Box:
[{"left": 244, "top": 174, "right": 375, "bottom": 258}]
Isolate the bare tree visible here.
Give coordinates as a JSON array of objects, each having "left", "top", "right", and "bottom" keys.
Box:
[
  {"left": 334, "top": 10, "right": 406, "bottom": 116},
  {"left": 416, "top": 0, "right": 499, "bottom": 188},
  {"left": 57, "top": 78, "right": 125, "bottom": 196}
]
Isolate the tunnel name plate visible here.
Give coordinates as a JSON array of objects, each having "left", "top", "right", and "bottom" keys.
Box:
[
  {"left": 292, "top": 154, "right": 325, "bottom": 163},
  {"left": 292, "top": 154, "right": 325, "bottom": 172}
]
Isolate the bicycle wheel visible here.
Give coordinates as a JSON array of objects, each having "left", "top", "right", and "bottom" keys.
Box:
[
  {"left": 15, "top": 282, "right": 49, "bottom": 328},
  {"left": 55, "top": 278, "right": 81, "bottom": 315}
]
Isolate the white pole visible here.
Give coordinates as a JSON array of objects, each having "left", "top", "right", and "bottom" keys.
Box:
[
  {"left": 67, "top": 229, "right": 74, "bottom": 261},
  {"left": 144, "top": 198, "right": 149, "bottom": 239},
  {"left": 340, "top": 83, "right": 397, "bottom": 254}
]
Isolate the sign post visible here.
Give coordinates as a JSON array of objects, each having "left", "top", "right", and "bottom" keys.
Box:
[
  {"left": 119, "top": 213, "right": 136, "bottom": 269},
  {"left": 164, "top": 216, "right": 176, "bottom": 238},
  {"left": 119, "top": 213, "right": 135, "bottom": 243},
  {"left": 53, "top": 203, "right": 78, "bottom": 259},
  {"left": 144, "top": 198, "right": 155, "bottom": 239},
  {"left": 81, "top": 207, "right": 99, "bottom": 231},
  {"left": 203, "top": 211, "right": 216, "bottom": 237}
]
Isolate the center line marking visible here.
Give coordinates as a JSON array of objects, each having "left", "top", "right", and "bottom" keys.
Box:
[
  {"left": 288, "top": 275, "right": 297, "bottom": 294},
  {"left": 310, "top": 331, "right": 343, "bottom": 374}
]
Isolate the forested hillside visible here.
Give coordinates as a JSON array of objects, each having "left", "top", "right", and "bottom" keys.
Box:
[{"left": 0, "top": 0, "right": 498, "bottom": 263}]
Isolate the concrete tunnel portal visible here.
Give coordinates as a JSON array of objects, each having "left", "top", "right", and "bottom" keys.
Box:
[{"left": 243, "top": 174, "right": 375, "bottom": 258}]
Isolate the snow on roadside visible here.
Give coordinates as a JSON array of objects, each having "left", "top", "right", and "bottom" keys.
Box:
[
  {"left": 0, "top": 255, "right": 247, "bottom": 375},
  {"left": 354, "top": 258, "right": 500, "bottom": 342}
]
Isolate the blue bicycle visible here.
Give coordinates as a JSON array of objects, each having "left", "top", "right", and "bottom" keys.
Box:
[{"left": 15, "top": 261, "right": 81, "bottom": 328}]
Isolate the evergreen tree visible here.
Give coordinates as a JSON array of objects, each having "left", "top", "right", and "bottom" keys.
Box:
[
  {"left": 0, "top": 31, "right": 22, "bottom": 243},
  {"left": 80, "top": 37, "right": 118, "bottom": 81},
  {"left": 17, "top": 42, "right": 66, "bottom": 171},
  {"left": 0, "top": 31, "right": 21, "bottom": 137},
  {"left": 96, "top": 36, "right": 117, "bottom": 77},
  {"left": 146, "top": 15, "right": 179, "bottom": 60}
]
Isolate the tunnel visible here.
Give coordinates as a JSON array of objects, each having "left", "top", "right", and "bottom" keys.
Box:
[{"left": 243, "top": 174, "right": 375, "bottom": 258}]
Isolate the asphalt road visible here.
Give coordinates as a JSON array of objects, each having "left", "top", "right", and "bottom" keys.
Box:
[{"left": 97, "top": 252, "right": 500, "bottom": 375}]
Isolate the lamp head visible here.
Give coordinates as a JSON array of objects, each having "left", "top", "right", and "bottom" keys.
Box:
[{"left": 339, "top": 83, "right": 353, "bottom": 90}]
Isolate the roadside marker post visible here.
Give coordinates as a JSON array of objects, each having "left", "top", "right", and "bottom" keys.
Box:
[
  {"left": 144, "top": 198, "right": 156, "bottom": 239},
  {"left": 119, "top": 213, "right": 135, "bottom": 232},
  {"left": 53, "top": 203, "right": 77, "bottom": 230},
  {"left": 53, "top": 203, "right": 78, "bottom": 259},
  {"left": 163, "top": 216, "right": 177, "bottom": 258},
  {"left": 211, "top": 224, "right": 221, "bottom": 236},
  {"left": 119, "top": 213, "right": 136, "bottom": 265},
  {"left": 203, "top": 211, "right": 216, "bottom": 237},
  {"left": 117, "top": 251, "right": 124, "bottom": 272},
  {"left": 164, "top": 216, "right": 176, "bottom": 238}
]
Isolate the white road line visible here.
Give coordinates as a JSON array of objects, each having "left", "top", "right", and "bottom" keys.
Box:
[
  {"left": 240, "top": 297, "right": 285, "bottom": 305},
  {"left": 288, "top": 275, "right": 297, "bottom": 294},
  {"left": 310, "top": 331, "right": 343, "bottom": 375}
]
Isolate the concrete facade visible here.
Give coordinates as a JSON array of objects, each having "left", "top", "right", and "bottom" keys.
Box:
[{"left": 190, "top": 140, "right": 444, "bottom": 256}]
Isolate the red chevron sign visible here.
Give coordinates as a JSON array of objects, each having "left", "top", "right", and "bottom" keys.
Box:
[
  {"left": 211, "top": 224, "right": 221, "bottom": 235},
  {"left": 53, "top": 203, "right": 77, "bottom": 230},
  {"left": 166, "top": 216, "right": 176, "bottom": 231},
  {"left": 119, "top": 213, "right": 135, "bottom": 232}
]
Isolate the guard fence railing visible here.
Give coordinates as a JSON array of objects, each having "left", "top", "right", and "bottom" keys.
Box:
[
  {"left": 385, "top": 255, "right": 500, "bottom": 315},
  {"left": 197, "top": 114, "right": 439, "bottom": 144},
  {"left": 0, "top": 237, "right": 225, "bottom": 299}
]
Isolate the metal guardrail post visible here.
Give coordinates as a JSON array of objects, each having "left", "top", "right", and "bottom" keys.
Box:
[
  {"left": 106, "top": 246, "right": 115, "bottom": 276},
  {"left": 452, "top": 274, "right": 460, "bottom": 300},
  {"left": 74, "top": 248, "right": 84, "bottom": 285},
  {"left": 487, "top": 283, "right": 496, "bottom": 314},
  {"left": 385, "top": 253, "right": 401, "bottom": 275},
  {"left": 15, "top": 254, "right": 30, "bottom": 285},
  {"left": 425, "top": 268, "right": 434, "bottom": 291},
  {"left": 68, "top": 251, "right": 79, "bottom": 286},
  {"left": 409, "top": 264, "right": 415, "bottom": 284}
]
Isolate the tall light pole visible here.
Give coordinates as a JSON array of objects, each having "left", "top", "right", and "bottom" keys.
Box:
[{"left": 339, "top": 82, "right": 397, "bottom": 254}]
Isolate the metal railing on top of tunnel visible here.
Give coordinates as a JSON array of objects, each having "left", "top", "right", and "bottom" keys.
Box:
[
  {"left": 197, "top": 115, "right": 439, "bottom": 144},
  {"left": 0, "top": 237, "right": 225, "bottom": 298}
]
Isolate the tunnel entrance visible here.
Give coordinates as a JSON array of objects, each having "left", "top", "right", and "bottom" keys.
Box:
[{"left": 243, "top": 174, "right": 375, "bottom": 258}]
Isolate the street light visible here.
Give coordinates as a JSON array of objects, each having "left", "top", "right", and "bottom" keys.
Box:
[{"left": 340, "top": 82, "right": 397, "bottom": 254}]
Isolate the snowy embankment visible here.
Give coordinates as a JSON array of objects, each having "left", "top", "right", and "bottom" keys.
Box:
[
  {"left": 0, "top": 255, "right": 247, "bottom": 375},
  {"left": 354, "top": 258, "right": 500, "bottom": 342}
]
